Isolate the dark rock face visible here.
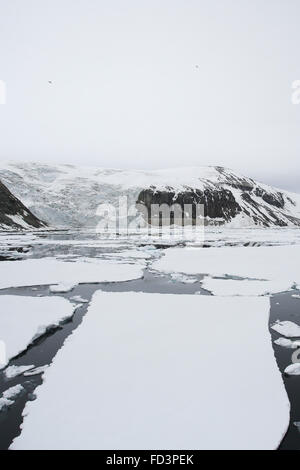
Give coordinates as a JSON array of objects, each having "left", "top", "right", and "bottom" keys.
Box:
[
  {"left": 136, "top": 168, "right": 300, "bottom": 227},
  {"left": 254, "top": 187, "right": 285, "bottom": 209},
  {"left": 0, "top": 180, "right": 46, "bottom": 230},
  {"left": 137, "top": 187, "right": 242, "bottom": 225}
]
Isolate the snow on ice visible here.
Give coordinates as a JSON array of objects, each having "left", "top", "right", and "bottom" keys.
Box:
[
  {"left": 0, "top": 296, "right": 75, "bottom": 369},
  {"left": 4, "top": 365, "right": 35, "bottom": 379},
  {"left": 284, "top": 363, "right": 300, "bottom": 376},
  {"left": 153, "top": 245, "right": 300, "bottom": 294},
  {"left": 49, "top": 282, "right": 77, "bottom": 293},
  {"left": 23, "top": 365, "right": 49, "bottom": 377},
  {"left": 12, "top": 292, "right": 289, "bottom": 450},
  {"left": 294, "top": 422, "right": 300, "bottom": 433},
  {"left": 70, "top": 295, "right": 89, "bottom": 303},
  {"left": 201, "top": 277, "right": 292, "bottom": 296},
  {"left": 271, "top": 321, "right": 300, "bottom": 338},
  {"left": 104, "top": 249, "right": 153, "bottom": 260},
  {"left": 169, "top": 273, "right": 199, "bottom": 284},
  {"left": 274, "top": 338, "right": 300, "bottom": 349},
  {"left": 0, "top": 385, "right": 24, "bottom": 412},
  {"left": 0, "top": 258, "right": 144, "bottom": 289}
]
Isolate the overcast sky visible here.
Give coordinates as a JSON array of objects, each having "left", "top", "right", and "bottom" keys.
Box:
[{"left": 0, "top": 0, "right": 299, "bottom": 191}]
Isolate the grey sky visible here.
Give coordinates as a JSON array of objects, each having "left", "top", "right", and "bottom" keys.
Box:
[{"left": 0, "top": 0, "right": 299, "bottom": 191}]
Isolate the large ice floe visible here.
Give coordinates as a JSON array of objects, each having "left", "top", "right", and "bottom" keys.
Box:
[
  {"left": 0, "top": 258, "right": 144, "bottom": 289},
  {"left": 153, "top": 245, "right": 300, "bottom": 295},
  {"left": 12, "top": 292, "right": 289, "bottom": 450},
  {"left": 0, "top": 296, "right": 75, "bottom": 369}
]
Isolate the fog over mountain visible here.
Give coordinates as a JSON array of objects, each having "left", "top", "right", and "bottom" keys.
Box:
[{"left": 0, "top": 1, "right": 299, "bottom": 190}]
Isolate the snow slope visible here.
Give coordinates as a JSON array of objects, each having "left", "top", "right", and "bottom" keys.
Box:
[
  {"left": 0, "top": 161, "right": 299, "bottom": 228},
  {"left": 11, "top": 292, "right": 289, "bottom": 450}
]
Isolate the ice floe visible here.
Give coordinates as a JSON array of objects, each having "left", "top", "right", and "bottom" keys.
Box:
[
  {"left": 12, "top": 292, "right": 289, "bottom": 450},
  {"left": 271, "top": 321, "right": 300, "bottom": 338},
  {"left": 0, "top": 296, "right": 75, "bottom": 369},
  {"left": 153, "top": 245, "right": 300, "bottom": 294},
  {"left": 72, "top": 303, "right": 83, "bottom": 311},
  {"left": 169, "top": 273, "right": 198, "bottom": 284},
  {"left": 0, "top": 385, "right": 24, "bottom": 411},
  {"left": 23, "top": 365, "right": 49, "bottom": 377},
  {"left": 201, "top": 277, "right": 291, "bottom": 296},
  {"left": 70, "top": 295, "right": 89, "bottom": 303},
  {"left": 4, "top": 365, "right": 35, "bottom": 379},
  {"left": 49, "top": 282, "right": 76, "bottom": 293},
  {"left": 294, "top": 422, "right": 300, "bottom": 433},
  {"left": 284, "top": 363, "right": 300, "bottom": 376},
  {"left": 0, "top": 258, "right": 144, "bottom": 290},
  {"left": 274, "top": 338, "right": 300, "bottom": 349},
  {"left": 104, "top": 250, "right": 153, "bottom": 260}
]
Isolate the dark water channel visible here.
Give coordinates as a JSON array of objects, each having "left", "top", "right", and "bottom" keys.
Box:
[{"left": 0, "top": 266, "right": 299, "bottom": 449}]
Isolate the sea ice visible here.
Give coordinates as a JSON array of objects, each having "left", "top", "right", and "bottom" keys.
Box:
[
  {"left": 294, "top": 422, "right": 300, "bottom": 433},
  {"left": 12, "top": 292, "right": 289, "bottom": 450},
  {"left": 72, "top": 303, "right": 83, "bottom": 311},
  {"left": 170, "top": 273, "right": 198, "bottom": 284},
  {"left": 153, "top": 245, "right": 300, "bottom": 294},
  {"left": 4, "top": 365, "right": 35, "bottom": 379},
  {"left": 0, "top": 296, "right": 75, "bottom": 369},
  {"left": 49, "top": 282, "right": 76, "bottom": 293},
  {"left": 284, "top": 363, "right": 300, "bottom": 376},
  {"left": 201, "top": 277, "right": 291, "bottom": 296},
  {"left": 271, "top": 321, "right": 300, "bottom": 338},
  {"left": 23, "top": 365, "right": 49, "bottom": 377},
  {"left": 70, "top": 295, "right": 89, "bottom": 303},
  {"left": 0, "top": 385, "right": 24, "bottom": 411},
  {"left": 105, "top": 250, "right": 152, "bottom": 260},
  {"left": 274, "top": 338, "right": 300, "bottom": 349},
  {"left": 0, "top": 397, "right": 13, "bottom": 411},
  {"left": 0, "top": 258, "right": 144, "bottom": 290},
  {"left": 3, "top": 384, "right": 24, "bottom": 399}
]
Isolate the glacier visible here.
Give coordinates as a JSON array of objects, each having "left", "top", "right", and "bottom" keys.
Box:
[{"left": 0, "top": 161, "right": 300, "bottom": 229}]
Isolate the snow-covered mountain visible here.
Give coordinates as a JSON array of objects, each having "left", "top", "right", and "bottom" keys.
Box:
[
  {"left": 0, "top": 179, "right": 47, "bottom": 230},
  {"left": 0, "top": 161, "right": 300, "bottom": 229}
]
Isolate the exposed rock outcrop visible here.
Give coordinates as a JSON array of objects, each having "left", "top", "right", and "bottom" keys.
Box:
[
  {"left": 0, "top": 180, "right": 46, "bottom": 230},
  {"left": 136, "top": 167, "right": 300, "bottom": 227}
]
